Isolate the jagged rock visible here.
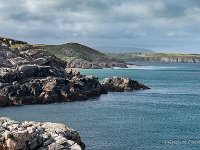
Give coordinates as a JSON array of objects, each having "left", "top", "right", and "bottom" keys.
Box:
[
  {"left": 8, "top": 57, "right": 29, "bottom": 66},
  {"left": 101, "top": 76, "right": 150, "bottom": 92},
  {"left": 0, "top": 71, "right": 107, "bottom": 106},
  {"left": 0, "top": 117, "right": 85, "bottom": 150}
]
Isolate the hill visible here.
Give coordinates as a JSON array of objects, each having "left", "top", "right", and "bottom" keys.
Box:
[
  {"left": 43, "top": 43, "right": 127, "bottom": 68},
  {"left": 107, "top": 52, "right": 200, "bottom": 63},
  {"left": 0, "top": 37, "right": 127, "bottom": 69}
]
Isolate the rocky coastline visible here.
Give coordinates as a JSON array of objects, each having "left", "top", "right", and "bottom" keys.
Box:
[
  {"left": 0, "top": 41, "right": 108, "bottom": 107},
  {"left": 0, "top": 117, "right": 85, "bottom": 150},
  {"left": 0, "top": 37, "right": 150, "bottom": 150},
  {"left": 0, "top": 37, "right": 150, "bottom": 107}
]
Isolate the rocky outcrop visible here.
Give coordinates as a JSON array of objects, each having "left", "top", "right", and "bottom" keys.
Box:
[
  {"left": 101, "top": 76, "right": 150, "bottom": 92},
  {"left": 0, "top": 117, "right": 85, "bottom": 150},
  {"left": 0, "top": 44, "right": 107, "bottom": 107},
  {"left": 0, "top": 67, "right": 107, "bottom": 107},
  {"left": 0, "top": 37, "right": 28, "bottom": 47}
]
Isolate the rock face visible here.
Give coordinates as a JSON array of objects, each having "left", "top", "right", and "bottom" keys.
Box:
[
  {"left": 101, "top": 76, "right": 150, "bottom": 92},
  {"left": 0, "top": 117, "right": 85, "bottom": 150},
  {"left": 0, "top": 41, "right": 107, "bottom": 107}
]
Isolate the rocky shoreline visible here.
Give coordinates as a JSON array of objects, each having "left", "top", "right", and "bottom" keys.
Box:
[
  {"left": 0, "top": 117, "right": 85, "bottom": 150},
  {"left": 0, "top": 42, "right": 108, "bottom": 107}
]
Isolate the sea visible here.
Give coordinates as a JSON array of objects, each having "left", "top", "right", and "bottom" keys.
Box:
[{"left": 0, "top": 62, "right": 200, "bottom": 150}]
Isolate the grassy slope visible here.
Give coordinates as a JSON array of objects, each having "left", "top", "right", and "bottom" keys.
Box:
[{"left": 43, "top": 43, "right": 110, "bottom": 63}]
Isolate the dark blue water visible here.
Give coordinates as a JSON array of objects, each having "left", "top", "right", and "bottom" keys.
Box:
[{"left": 1, "top": 62, "right": 200, "bottom": 150}]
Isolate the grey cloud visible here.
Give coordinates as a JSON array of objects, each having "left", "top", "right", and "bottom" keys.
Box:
[{"left": 0, "top": 0, "right": 200, "bottom": 53}]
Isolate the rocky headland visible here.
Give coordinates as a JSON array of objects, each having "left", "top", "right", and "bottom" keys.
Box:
[
  {"left": 0, "top": 117, "right": 85, "bottom": 150},
  {"left": 0, "top": 37, "right": 109, "bottom": 107}
]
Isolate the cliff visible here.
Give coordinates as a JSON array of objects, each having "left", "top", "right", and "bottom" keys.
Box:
[{"left": 107, "top": 52, "right": 200, "bottom": 63}]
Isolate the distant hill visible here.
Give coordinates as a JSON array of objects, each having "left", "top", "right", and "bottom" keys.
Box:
[
  {"left": 107, "top": 52, "right": 200, "bottom": 63},
  {"left": 93, "top": 46, "right": 154, "bottom": 53}
]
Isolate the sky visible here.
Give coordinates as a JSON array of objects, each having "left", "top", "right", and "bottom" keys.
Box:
[{"left": 0, "top": 0, "right": 200, "bottom": 54}]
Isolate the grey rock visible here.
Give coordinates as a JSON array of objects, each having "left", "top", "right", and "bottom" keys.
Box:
[
  {"left": 28, "top": 135, "right": 43, "bottom": 149},
  {"left": 0, "top": 117, "right": 85, "bottom": 150},
  {"left": 18, "top": 65, "right": 38, "bottom": 77},
  {"left": 101, "top": 76, "right": 150, "bottom": 92},
  {"left": 43, "top": 139, "right": 53, "bottom": 146},
  {"left": 48, "top": 142, "right": 66, "bottom": 150},
  {"left": 8, "top": 57, "right": 29, "bottom": 66},
  {"left": 33, "top": 58, "right": 48, "bottom": 65}
]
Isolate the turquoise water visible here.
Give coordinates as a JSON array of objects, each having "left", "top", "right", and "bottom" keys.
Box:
[{"left": 0, "top": 62, "right": 200, "bottom": 150}]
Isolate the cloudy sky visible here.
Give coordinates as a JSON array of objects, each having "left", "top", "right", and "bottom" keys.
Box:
[{"left": 1, "top": 0, "right": 200, "bottom": 53}]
